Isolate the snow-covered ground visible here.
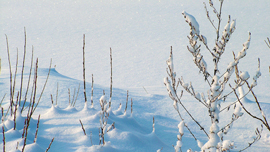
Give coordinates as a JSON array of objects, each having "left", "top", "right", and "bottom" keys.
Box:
[{"left": 1, "top": 0, "right": 270, "bottom": 151}]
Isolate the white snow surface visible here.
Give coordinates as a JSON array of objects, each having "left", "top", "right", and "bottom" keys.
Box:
[{"left": 1, "top": 0, "right": 270, "bottom": 152}]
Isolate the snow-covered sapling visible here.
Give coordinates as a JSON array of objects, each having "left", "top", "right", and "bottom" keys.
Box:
[
  {"left": 99, "top": 95, "right": 108, "bottom": 145},
  {"left": 99, "top": 94, "right": 115, "bottom": 145},
  {"left": 165, "top": 0, "right": 269, "bottom": 151}
]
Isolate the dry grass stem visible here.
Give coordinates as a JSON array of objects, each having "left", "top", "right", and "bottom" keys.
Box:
[
  {"left": 68, "top": 88, "right": 71, "bottom": 105},
  {"left": 50, "top": 94, "right": 54, "bottom": 105},
  {"left": 91, "top": 74, "right": 94, "bottom": 107},
  {"left": 73, "top": 83, "right": 80, "bottom": 107},
  {"left": 13, "top": 91, "right": 19, "bottom": 130},
  {"left": 33, "top": 58, "right": 52, "bottom": 113},
  {"left": 79, "top": 119, "right": 86, "bottom": 135},
  {"left": 19, "top": 28, "right": 27, "bottom": 106},
  {"left": 109, "top": 48, "right": 113, "bottom": 108},
  {"left": 265, "top": 37, "right": 270, "bottom": 48},
  {"left": 45, "top": 137, "right": 55, "bottom": 152},
  {"left": 82, "top": 34, "right": 87, "bottom": 103},
  {"left": 21, "top": 47, "right": 34, "bottom": 113},
  {"left": 0, "top": 93, "right": 6, "bottom": 106},
  {"left": 34, "top": 114, "right": 40, "bottom": 143},
  {"left": 56, "top": 82, "right": 59, "bottom": 105},
  {"left": 6, "top": 34, "right": 14, "bottom": 116},
  {"left": 124, "top": 90, "right": 129, "bottom": 113},
  {"left": 2, "top": 126, "right": 5, "bottom": 152}
]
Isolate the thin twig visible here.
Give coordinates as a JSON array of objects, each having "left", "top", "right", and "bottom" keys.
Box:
[
  {"left": 50, "top": 94, "right": 54, "bottom": 105},
  {"left": 4, "top": 105, "right": 11, "bottom": 119},
  {"left": 166, "top": 49, "right": 209, "bottom": 138},
  {"left": 2, "top": 126, "right": 5, "bottom": 152},
  {"left": 6, "top": 34, "right": 14, "bottom": 116},
  {"left": 14, "top": 91, "right": 19, "bottom": 130},
  {"left": 19, "top": 27, "right": 27, "bottom": 106},
  {"left": 34, "top": 114, "right": 40, "bottom": 143},
  {"left": 68, "top": 88, "right": 71, "bottom": 105},
  {"left": 33, "top": 58, "right": 52, "bottom": 113},
  {"left": 22, "top": 118, "right": 27, "bottom": 138},
  {"left": 152, "top": 116, "right": 155, "bottom": 132},
  {"left": 56, "top": 82, "right": 58, "bottom": 105},
  {"left": 90, "top": 131, "right": 93, "bottom": 146},
  {"left": 124, "top": 90, "right": 129, "bottom": 113},
  {"left": 45, "top": 137, "right": 55, "bottom": 152},
  {"left": 109, "top": 48, "right": 113, "bottom": 108},
  {"left": 73, "top": 83, "right": 80, "bottom": 107},
  {"left": 245, "top": 81, "right": 270, "bottom": 130},
  {"left": 71, "top": 87, "right": 76, "bottom": 106},
  {"left": 203, "top": 2, "right": 217, "bottom": 31},
  {"left": 0, "top": 94, "right": 6, "bottom": 107},
  {"left": 11, "top": 49, "right": 19, "bottom": 114},
  {"left": 1, "top": 107, "right": 4, "bottom": 122},
  {"left": 79, "top": 119, "right": 87, "bottom": 135},
  {"left": 91, "top": 74, "right": 94, "bottom": 107},
  {"left": 82, "top": 34, "right": 87, "bottom": 103},
  {"left": 30, "top": 59, "right": 38, "bottom": 117},
  {"left": 231, "top": 85, "right": 269, "bottom": 129},
  {"left": 16, "top": 141, "right": 19, "bottom": 150},
  {"left": 22, "top": 115, "right": 31, "bottom": 152},
  {"left": 143, "top": 86, "right": 149, "bottom": 94},
  {"left": 21, "top": 47, "right": 34, "bottom": 113},
  {"left": 239, "top": 126, "right": 263, "bottom": 152},
  {"left": 264, "top": 37, "right": 270, "bottom": 48},
  {"left": 131, "top": 98, "right": 133, "bottom": 114}
]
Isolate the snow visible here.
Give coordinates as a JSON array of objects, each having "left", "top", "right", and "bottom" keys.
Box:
[
  {"left": 230, "top": 19, "right": 236, "bottom": 33},
  {"left": 1, "top": 0, "right": 270, "bottom": 152},
  {"left": 240, "top": 71, "right": 250, "bottom": 81},
  {"left": 197, "top": 139, "right": 203, "bottom": 148},
  {"left": 221, "top": 140, "right": 234, "bottom": 151},
  {"left": 178, "top": 121, "right": 184, "bottom": 135},
  {"left": 182, "top": 11, "right": 200, "bottom": 35}
]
